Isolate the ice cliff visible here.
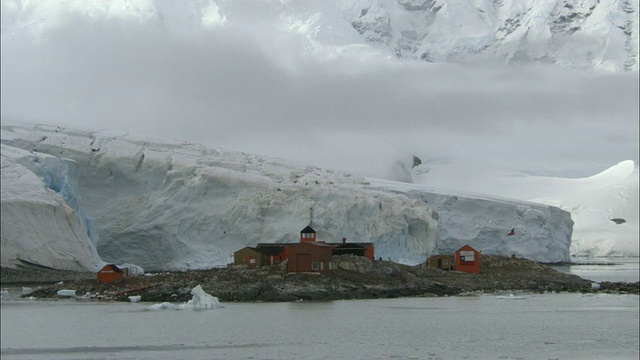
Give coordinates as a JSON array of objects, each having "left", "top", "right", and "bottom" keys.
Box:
[
  {"left": 368, "top": 179, "right": 573, "bottom": 263},
  {"left": 406, "top": 158, "right": 639, "bottom": 258},
  {"left": 1, "top": 145, "right": 102, "bottom": 271},
  {"left": 0, "top": 123, "right": 574, "bottom": 270}
]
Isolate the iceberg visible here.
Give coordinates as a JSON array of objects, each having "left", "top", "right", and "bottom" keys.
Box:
[
  {"left": 178, "top": 285, "right": 224, "bottom": 310},
  {"left": 148, "top": 285, "right": 223, "bottom": 310}
]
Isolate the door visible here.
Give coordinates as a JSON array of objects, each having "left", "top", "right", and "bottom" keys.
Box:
[{"left": 297, "top": 254, "right": 311, "bottom": 272}]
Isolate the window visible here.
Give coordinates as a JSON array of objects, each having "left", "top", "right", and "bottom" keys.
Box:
[
  {"left": 312, "top": 262, "right": 319, "bottom": 270},
  {"left": 320, "top": 262, "right": 324, "bottom": 270}
]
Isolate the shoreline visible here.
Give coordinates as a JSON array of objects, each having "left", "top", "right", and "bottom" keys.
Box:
[{"left": 3, "top": 256, "right": 638, "bottom": 302}]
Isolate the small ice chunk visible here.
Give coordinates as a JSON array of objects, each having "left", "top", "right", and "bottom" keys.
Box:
[
  {"left": 148, "top": 302, "right": 177, "bottom": 310},
  {"left": 591, "top": 282, "right": 601, "bottom": 290},
  {"left": 496, "top": 293, "right": 527, "bottom": 300},
  {"left": 57, "top": 289, "right": 77, "bottom": 297},
  {"left": 129, "top": 295, "right": 142, "bottom": 303},
  {"left": 22, "top": 287, "right": 33, "bottom": 295},
  {"left": 1, "top": 289, "right": 9, "bottom": 297}
]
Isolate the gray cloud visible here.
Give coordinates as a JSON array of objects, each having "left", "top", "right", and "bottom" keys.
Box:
[{"left": 1, "top": 13, "right": 638, "bottom": 178}]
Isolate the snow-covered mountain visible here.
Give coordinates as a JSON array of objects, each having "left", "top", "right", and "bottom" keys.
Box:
[
  {"left": 1, "top": 123, "right": 575, "bottom": 271},
  {"left": 349, "top": 0, "right": 639, "bottom": 71},
  {"left": 1, "top": 0, "right": 637, "bottom": 72}
]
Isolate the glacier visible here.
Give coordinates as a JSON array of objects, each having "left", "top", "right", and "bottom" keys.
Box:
[
  {"left": 369, "top": 179, "right": 573, "bottom": 263},
  {"left": 1, "top": 123, "right": 576, "bottom": 270},
  {"left": 406, "top": 157, "right": 639, "bottom": 258},
  {"left": 1, "top": 144, "right": 102, "bottom": 271}
]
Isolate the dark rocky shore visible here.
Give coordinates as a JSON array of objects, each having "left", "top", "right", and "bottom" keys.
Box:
[{"left": 2, "top": 255, "right": 638, "bottom": 302}]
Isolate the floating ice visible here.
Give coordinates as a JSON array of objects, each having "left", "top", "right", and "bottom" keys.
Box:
[
  {"left": 178, "top": 285, "right": 224, "bottom": 310},
  {"left": 148, "top": 302, "right": 177, "bottom": 310},
  {"left": 496, "top": 293, "right": 527, "bottom": 300},
  {"left": 21, "top": 287, "right": 33, "bottom": 295},
  {"left": 56, "top": 289, "right": 77, "bottom": 297},
  {"left": 128, "top": 295, "right": 141, "bottom": 303},
  {"left": 147, "top": 285, "right": 223, "bottom": 311}
]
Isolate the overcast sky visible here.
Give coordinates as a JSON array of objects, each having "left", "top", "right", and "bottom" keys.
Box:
[{"left": 1, "top": 2, "right": 638, "bottom": 179}]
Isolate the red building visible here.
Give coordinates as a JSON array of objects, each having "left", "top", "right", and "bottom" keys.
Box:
[
  {"left": 329, "top": 238, "right": 375, "bottom": 261},
  {"left": 287, "top": 241, "right": 334, "bottom": 274},
  {"left": 234, "top": 246, "right": 286, "bottom": 267},
  {"left": 234, "top": 226, "right": 375, "bottom": 271},
  {"left": 256, "top": 243, "right": 290, "bottom": 262},
  {"left": 97, "top": 264, "right": 125, "bottom": 283},
  {"left": 455, "top": 245, "right": 480, "bottom": 274}
]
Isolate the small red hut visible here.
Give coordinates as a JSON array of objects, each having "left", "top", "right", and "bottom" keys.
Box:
[
  {"left": 97, "top": 264, "right": 125, "bottom": 283},
  {"left": 455, "top": 245, "right": 480, "bottom": 274}
]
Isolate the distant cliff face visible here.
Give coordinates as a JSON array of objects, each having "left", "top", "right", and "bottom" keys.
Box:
[{"left": 1, "top": 123, "right": 574, "bottom": 270}]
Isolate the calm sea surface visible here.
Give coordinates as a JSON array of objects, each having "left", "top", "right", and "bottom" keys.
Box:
[
  {"left": 550, "top": 257, "right": 639, "bottom": 283},
  {"left": 1, "top": 259, "right": 638, "bottom": 360}
]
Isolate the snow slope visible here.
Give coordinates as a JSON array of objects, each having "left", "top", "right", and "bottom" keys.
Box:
[
  {"left": 1, "top": 0, "right": 637, "bottom": 72},
  {"left": 408, "top": 157, "right": 639, "bottom": 257},
  {"left": 1, "top": 123, "right": 574, "bottom": 270}
]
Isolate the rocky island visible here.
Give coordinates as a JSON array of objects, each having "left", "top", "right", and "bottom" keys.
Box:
[{"left": 2, "top": 255, "right": 638, "bottom": 302}]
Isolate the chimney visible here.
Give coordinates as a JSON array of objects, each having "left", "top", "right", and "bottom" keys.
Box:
[{"left": 342, "top": 238, "right": 346, "bottom": 244}]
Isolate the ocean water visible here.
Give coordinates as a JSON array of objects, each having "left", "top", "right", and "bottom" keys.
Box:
[
  {"left": 1, "top": 260, "right": 638, "bottom": 360},
  {"left": 550, "top": 257, "right": 639, "bottom": 283}
]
